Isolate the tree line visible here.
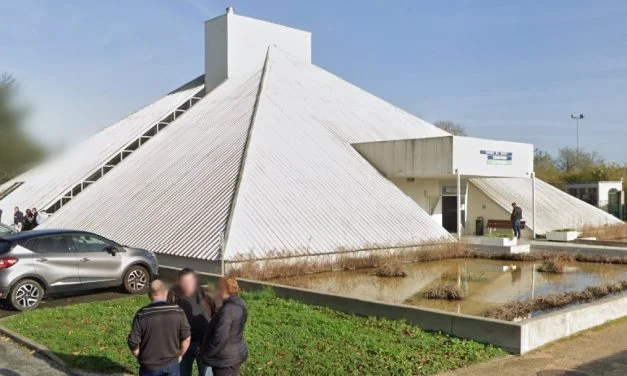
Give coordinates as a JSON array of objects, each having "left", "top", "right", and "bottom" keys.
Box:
[{"left": 0, "top": 74, "right": 45, "bottom": 185}]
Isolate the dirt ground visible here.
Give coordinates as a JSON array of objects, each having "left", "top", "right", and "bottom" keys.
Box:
[{"left": 443, "top": 318, "right": 627, "bottom": 376}]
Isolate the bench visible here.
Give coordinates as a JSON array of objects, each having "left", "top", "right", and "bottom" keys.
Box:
[{"left": 486, "top": 219, "right": 525, "bottom": 230}]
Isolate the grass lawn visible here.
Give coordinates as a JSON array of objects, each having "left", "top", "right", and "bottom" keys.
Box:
[{"left": 1, "top": 289, "right": 506, "bottom": 375}]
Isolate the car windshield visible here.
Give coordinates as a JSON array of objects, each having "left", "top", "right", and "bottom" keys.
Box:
[{"left": 0, "top": 223, "right": 15, "bottom": 236}]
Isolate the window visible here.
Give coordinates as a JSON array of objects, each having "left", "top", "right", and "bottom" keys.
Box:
[
  {"left": 0, "top": 182, "right": 24, "bottom": 200},
  {"left": 72, "top": 234, "right": 114, "bottom": 253},
  {"left": 25, "top": 236, "right": 72, "bottom": 254}
]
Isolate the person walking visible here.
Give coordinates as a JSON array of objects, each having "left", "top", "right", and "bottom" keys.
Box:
[
  {"left": 511, "top": 202, "right": 523, "bottom": 239},
  {"left": 168, "top": 269, "right": 219, "bottom": 376},
  {"left": 128, "top": 280, "right": 191, "bottom": 376},
  {"left": 199, "top": 277, "right": 248, "bottom": 376}
]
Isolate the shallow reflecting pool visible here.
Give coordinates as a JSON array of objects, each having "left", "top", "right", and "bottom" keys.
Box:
[{"left": 275, "top": 259, "right": 627, "bottom": 316}]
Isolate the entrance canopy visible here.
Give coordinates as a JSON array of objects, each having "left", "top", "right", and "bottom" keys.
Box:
[{"left": 353, "top": 135, "right": 533, "bottom": 179}]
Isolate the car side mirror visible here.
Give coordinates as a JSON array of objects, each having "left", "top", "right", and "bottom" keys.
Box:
[{"left": 105, "top": 246, "right": 117, "bottom": 255}]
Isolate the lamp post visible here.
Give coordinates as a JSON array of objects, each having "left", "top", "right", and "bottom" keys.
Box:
[{"left": 570, "top": 113, "right": 585, "bottom": 152}]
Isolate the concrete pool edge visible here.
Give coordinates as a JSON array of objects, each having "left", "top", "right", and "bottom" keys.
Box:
[
  {"left": 159, "top": 266, "right": 626, "bottom": 355},
  {"left": 519, "top": 293, "right": 627, "bottom": 353}
]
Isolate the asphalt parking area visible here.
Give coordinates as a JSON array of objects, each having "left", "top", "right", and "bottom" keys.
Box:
[{"left": 0, "top": 288, "right": 129, "bottom": 318}]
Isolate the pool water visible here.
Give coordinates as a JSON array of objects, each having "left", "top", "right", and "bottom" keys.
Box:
[{"left": 275, "top": 259, "right": 627, "bottom": 316}]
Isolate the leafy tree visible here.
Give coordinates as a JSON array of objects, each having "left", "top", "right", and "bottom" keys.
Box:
[
  {"left": 555, "top": 147, "right": 604, "bottom": 174},
  {"left": 0, "top": 74, "right": 45, "bottom": 184},
  {"left": 433, "top": 120, "right": 467, "bottom": 136},
  {"left": 533, "top": 148, "right": 561, "bottom": 183}
]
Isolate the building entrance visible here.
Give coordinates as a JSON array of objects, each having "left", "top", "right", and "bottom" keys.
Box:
[{"left": 441, "top": 196, "right": 458, "bottom": 233}]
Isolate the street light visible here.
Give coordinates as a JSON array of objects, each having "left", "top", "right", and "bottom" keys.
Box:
[{"left": 570, "top": 113, "right": 585, "bottom": 152}]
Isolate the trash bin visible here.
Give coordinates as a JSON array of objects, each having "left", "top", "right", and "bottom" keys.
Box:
[{"left": 475, "top": 217, "right": 484, "bottom": 236}]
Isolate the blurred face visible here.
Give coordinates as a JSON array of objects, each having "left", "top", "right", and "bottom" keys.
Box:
[{"left": 178, "top": 273, "right": 197, "bottom": 297}]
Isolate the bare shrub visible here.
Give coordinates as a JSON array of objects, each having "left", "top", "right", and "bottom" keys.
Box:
[
  {"left": 375, "top": 265, "right": 407, "bottom": 278},
  {"left": 228, "top": 243, "right": 627, "bottom": 281},
  {"left": 484, "top": 280, "right": 627, "bottom": 321},
  {"left": 423, "top": 285, "right": 464, "bottom": 300},
  {"left": 537, "top": 257, "right": 566, "bottom": 273},
  {"left": 581, "top": 224, "right": 627, "bottom": 240}
]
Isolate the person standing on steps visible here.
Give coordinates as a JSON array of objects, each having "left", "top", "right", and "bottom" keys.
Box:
[
  {"left": 168, "top": 268, "right": 219, "bottom": 376},
  {"left": 128, "top": 279, "right": 191, "bottom": 376},
  {"left": 511, "top": 202, "right": 523, "bottom": 240}
]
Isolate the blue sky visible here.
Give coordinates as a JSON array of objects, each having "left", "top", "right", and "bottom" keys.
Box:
[{"left": 2, "top": 0, "right": 627, "bottom": 162}]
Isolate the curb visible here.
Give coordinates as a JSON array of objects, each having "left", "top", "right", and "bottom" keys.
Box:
[{"left": 0, "top": 323, "right": 77, "bottom": 375}]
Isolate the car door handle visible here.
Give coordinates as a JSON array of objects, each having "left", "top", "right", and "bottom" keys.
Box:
[
  {"left": 80, "top": 258, "right": 90, "bottom": 262},
  {"left": 36, "top": 258, "right": 48, "bottom": 262}
]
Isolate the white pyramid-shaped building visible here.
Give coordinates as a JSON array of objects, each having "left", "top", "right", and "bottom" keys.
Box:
[{"left": 0, "top": 9, "right": 620, "bottom": 267}]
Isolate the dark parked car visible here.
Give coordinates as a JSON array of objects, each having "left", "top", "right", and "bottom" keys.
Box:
[{"left": 0, "top": 229, "right": 159, "bottom": 310}]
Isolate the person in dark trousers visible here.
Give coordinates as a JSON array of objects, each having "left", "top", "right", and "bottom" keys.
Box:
[
  {"left": 199, "top": 277, "right": 248, "bottom": 376},
  {"left": 22, "top": 209, "right": 34, "bottom": 231},
  {"left": 168, "top": 269, "right": 219, "bottom": 376},
  {"left": 511, "top": 202, "right": 523, "bottom": 239},
  {"left": 128, "top": 280, "right": 191, "bottom": 376},
  {"left": 13, "top": 207, "right": 23, "bottom": 232}
]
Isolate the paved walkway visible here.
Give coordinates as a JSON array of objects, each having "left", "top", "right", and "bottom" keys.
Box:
[
  {"left": 443, "top": 319, "right": 627, "bottom": 376},
  {"left": 0, "top": 335, "right": 68, "bottom": 376}
]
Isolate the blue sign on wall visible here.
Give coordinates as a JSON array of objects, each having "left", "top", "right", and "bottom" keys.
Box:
[{"left": 480, "top": 150, "right": 513, "bottom": 165}]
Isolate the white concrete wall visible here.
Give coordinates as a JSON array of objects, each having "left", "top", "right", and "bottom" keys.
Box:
[
  {"left": 204, "top": 10, "right": 311, "bottom": 93},
  {"left": 453, "top": 136, "right": 533, "bottom": 178},
  {"left": 391, "top": 178, "right": 442, "bottom": 225},
  {"left": 466, "top": 182, "right": 532, "bottom": 237},
  {"left": 204, "top": 15, "right": 229, "bottom": 93},
  {"left": 521, "top": 294, "right": 627, "bottom": 353},
  {"left": 598, "top": 181, "right": 623, "bottom": 210},
  {"left": 355, "top": 137, "right": 453, "bottom": 177}
]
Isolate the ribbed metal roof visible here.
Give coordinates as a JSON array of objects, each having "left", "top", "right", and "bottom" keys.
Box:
[
  {"left": 224, "top": 48, "right": 453, "bottom": 260},
  {"left": 469, "top": 177, "right": 622, "bottom": 234},
  {"left": 33, "top": 47, "right": 454, "bottom": 261},
  {"left": 38, "top": 72, "right": 262, "bottom": 260},
  {"left": 0, "top": 77, "right": 204, "bottom": 224}
]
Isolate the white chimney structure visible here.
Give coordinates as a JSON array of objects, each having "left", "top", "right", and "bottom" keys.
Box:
[{"left": 204, "top": 7, "right": 312, "bottom": 92}]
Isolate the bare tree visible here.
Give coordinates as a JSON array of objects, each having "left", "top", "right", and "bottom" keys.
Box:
[{"left": 433, "top": 120, "right": 467, "bottom": 136}]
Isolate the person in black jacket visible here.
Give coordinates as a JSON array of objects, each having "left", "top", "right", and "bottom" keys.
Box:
[
  {"left": 128, "top": 279, "right": 191, "bottom": 376},
  {"left": 199, "top": 277, "right": 248, "bottom": 376},
  {"left": 167, "top": 268, "right": 220, "bottom": 376},
  {"left": 511, "top": 202, "right": 523, "bottom": 239}
]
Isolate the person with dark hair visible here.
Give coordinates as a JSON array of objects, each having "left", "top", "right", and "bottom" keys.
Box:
[
  {"left": 128, "top": 279, "right": 191, "bottom": 376},
  {"left": 199, "top": 277, "right": 248, "bottom": 376},
  {"left": 22, "top": 209, "right": 35, "bottom": 231},
  {"left": 13, "top": 207, "right": 23, "bottom": 232},
  {"left": 168, "top": 269, "right": 219, "bottom": 376},
  {"left": 511, "top": 202, "right": 523, "bottom": 239},
  {"left": 31, "top": 207, "right": 39, "bottom": 227}
]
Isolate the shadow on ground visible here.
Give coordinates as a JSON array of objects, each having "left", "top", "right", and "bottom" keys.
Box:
[
  {"left": 0, "top": 288, "right": 128, "bottom": 318},
  {"left": 574, "top": 349, "right": 627, "bottom": 376},
  {"left": 0, "top": 369, "right": 21, "bottom": 376},
  {"left": 534, "top": 350, "right": 627, "bottom": 376},
  {"left": 50, "top": 352, "right": 132, "bottom": 375}
]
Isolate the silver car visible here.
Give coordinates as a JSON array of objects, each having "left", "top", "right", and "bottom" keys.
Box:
[{"left": 0, "top": 229, "right": 159, "bottom": 310}]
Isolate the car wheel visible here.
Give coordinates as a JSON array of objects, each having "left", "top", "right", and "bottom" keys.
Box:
[
  {"left": 123, "top": 265, "right": 149, "bottom": 294},
  {"left": 10, "top": 279, "right": 44, "bottom": 311}
]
